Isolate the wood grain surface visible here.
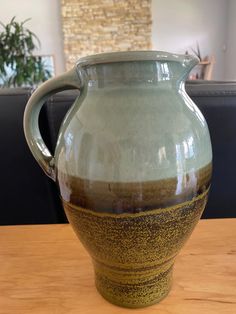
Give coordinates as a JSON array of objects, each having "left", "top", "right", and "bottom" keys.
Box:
[{"left": 0, "top": 219, "right": 235, "bottom": 314}]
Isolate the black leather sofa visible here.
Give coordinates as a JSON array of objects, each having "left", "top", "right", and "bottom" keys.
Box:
[{"left": 1, "top": 81, "right": 236, "bottom": 225}]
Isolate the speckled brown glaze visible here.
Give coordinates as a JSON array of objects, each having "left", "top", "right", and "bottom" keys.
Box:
[{"left": 63, "top": 187, "right": 209, "bottom": 308}]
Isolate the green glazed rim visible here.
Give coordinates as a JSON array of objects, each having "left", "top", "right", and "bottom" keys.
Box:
[{"left": 76, "top": 50, "right": 199, "bottom": 67}]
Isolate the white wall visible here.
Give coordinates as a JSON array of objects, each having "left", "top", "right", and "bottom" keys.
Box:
[
  {"left": 0, "top": 0, "right": 232, "bottom": 80},
  {"left": 0, "top": 0, "right": 65, "bottom": 75},
  {"left": 152, "top": 0, "right": 228, "bottom": 80},
  {"left": 224, "top": 0, "right": 236, "bottom": 80}
]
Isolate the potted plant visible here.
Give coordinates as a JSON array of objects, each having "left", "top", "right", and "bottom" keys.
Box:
[{"left": 0, "top": 17, "right": 52, "bottom": 87}]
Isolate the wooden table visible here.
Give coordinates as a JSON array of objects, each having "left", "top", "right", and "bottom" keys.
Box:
[{"left": 0, "top": 219, "right": 235, "bottom": 314}]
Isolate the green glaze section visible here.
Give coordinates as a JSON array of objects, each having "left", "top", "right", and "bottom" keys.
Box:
[
  {"left": 24, "top": 51, "right": 211, "bottom": 184},
  {"left": 63, "top": 188, "right": 209, "bottom": 308},
  {"left": 56, "top": 84, "right": 212, "bottom": 182},
  {"left": 55, "top": 57, "right": 212, "bottom": 183}
]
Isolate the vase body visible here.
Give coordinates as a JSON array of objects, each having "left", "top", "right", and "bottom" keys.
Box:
[{"left": 24, "top": 51, "right": 212, "bottom": 308}]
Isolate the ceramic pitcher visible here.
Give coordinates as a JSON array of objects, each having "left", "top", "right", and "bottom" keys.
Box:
[{"left": 24, "top": 51, "right": 212, "bottom": 308}]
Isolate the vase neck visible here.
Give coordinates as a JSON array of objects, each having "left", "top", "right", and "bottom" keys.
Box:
[{"left": 80, "top": 57, "right": 198, "bottom": 89}]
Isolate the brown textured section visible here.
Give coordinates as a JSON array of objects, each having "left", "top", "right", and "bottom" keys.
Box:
[
  {"left": 63, "top": 188, "right": 209, "bottom": 308},
  {"left": 58, "top": 163, "right": 212, "bottom": 213},
  {"left": 61, "top": 0, "right": 152, "bottom": 70}
]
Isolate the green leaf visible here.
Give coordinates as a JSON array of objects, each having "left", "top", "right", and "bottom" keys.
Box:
[{"left": 0, "top": 16, "right": 51, "bottom": 87}]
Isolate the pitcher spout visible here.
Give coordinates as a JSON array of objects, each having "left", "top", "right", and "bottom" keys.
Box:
[
  {"left": 181, "top": 54, "right": 199, "bottom": 78},
  {"left": 183, "top": 54, "right": 199, "bottom": 69}
]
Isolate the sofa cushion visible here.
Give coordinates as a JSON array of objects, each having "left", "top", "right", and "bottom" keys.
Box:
[
  {"left": 0, "top": 88, "right": 63, "bottom": 225},
  {"left": 186, "top": 81, "right": 236, "bottom": 218}
]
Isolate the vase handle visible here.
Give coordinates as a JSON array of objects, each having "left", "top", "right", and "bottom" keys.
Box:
[{"left": 23, "top": 67, "right": 84, "bottom": 181}]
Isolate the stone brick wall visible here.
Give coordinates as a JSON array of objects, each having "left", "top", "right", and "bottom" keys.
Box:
[{"left": 61, "top": 0, "right": 152, "bottom": 70}]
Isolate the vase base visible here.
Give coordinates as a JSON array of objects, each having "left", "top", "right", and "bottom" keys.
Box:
[
  {"left": 94, "top": 265, "right": 173, "bottom": 308},
  {"left": 97, "top": 283, "right": 171, "bottom": 308}
]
